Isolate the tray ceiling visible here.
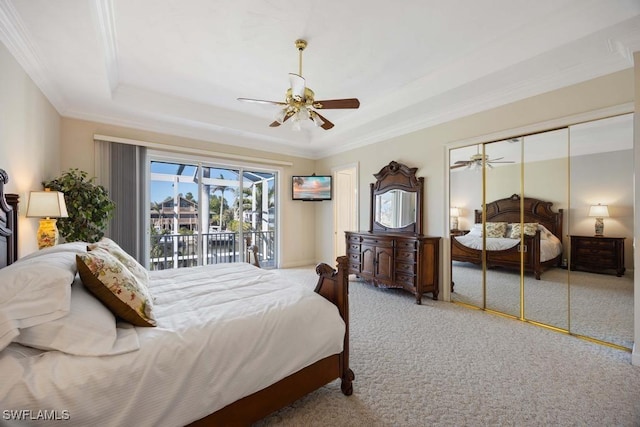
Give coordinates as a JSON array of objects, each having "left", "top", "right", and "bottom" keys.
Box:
[{"left": 1, "top": 0, "right": 639, "bottom": 159}]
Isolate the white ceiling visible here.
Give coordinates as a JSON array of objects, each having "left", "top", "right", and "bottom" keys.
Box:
[{"left": 1, "top": 0, "right": 639, "bottom": 159}]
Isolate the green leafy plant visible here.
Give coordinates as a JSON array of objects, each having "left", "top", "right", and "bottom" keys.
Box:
[{"left": 42, "top": 168, "right": 115, "bottom": 243}]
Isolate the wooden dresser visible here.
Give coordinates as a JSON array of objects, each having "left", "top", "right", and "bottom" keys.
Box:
[
  {"left": 346, "top": 160, "right": 440, "bottom": 304},
  {"left": 570, "top": 235, "right": 625, "bottom": 277},
  {"left": 346, "top": 231, "right": 440, "bottom": 303}
]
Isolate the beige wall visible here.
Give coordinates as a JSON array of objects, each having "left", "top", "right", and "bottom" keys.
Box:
[
  {"left": 0, "top": 42, "right": 61, "bottom": 256},
  {"left": 60, "top": 118, "right": 318, "bottom": 267}
]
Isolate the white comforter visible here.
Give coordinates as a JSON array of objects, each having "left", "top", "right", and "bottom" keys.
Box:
[
  {"left": 0, "top": 263, "right": 345, "bottom": 426},
  {"left": 454, "top": 235, "right": 562, "bottom": 262}
]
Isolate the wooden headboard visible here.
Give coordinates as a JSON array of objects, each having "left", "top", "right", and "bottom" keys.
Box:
[
  {"left": 474, "top": 194, "right": 563, "bottom": 240},
  {"left": 0, "top": 169, "right": 19, "bottom": 268}
]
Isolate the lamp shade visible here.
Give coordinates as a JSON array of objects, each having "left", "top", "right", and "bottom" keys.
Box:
[
  {"left": 450, "top": 207, "right": 460, "bottom": 217},
  {"left": 588, "top": 204, "right": 609, "bottom": 218},
  {"left": 26, "top": 190, "right": 68, "bottom": 218}
]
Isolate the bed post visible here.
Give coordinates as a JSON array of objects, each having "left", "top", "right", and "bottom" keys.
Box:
[{"left": 315, "top": 256, "right": 354, "bottom": 395}]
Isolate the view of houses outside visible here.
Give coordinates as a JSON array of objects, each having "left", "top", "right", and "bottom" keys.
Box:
[{"left": 149, "top": 161, "right": 276, "bottom": 270}]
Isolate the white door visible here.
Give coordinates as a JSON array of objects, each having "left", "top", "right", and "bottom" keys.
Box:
[{"left": 333, "top": 164, "right": 358, "bottom": 261}]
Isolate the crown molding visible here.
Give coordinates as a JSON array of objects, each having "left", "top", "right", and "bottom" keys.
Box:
[{"left": 0, "top": 0, "right": 65, "bottom": 111}]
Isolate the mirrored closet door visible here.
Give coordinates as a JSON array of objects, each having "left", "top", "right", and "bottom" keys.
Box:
[
  {"left": 450, "top": 113, "right": 634, "bottom": 350},
  {"left": 568, "top": 113, "right": 634, "bottom": 349}
]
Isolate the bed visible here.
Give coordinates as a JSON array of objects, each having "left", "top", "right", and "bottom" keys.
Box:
[
  {"left": 0, "top": 168, "right": 353, "bottom": 427},
  {"left": 451, "top": 194, "right": 563, "bottom": 285}
]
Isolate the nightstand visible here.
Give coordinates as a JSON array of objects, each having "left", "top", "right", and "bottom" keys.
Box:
[
  {"left": 450, "top": 229, "right": 469, "bottom": 237},
  {"left": 570, "top": 235, "right": 625, "bottom": 276}
]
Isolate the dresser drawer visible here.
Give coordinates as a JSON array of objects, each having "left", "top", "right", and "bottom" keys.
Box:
[
  {"left": 395, "top": 261, "right": 415, "bottom": 274},
  {"left": 347, "top": 243, "right": 361, "bottom": 253},
  {"left": 361, "top": 237, "right": 393, "bottom": 247},
  {"left": 396, "top": 273, "right": 416, "bottom": 288},
  {"left": 347, "top": 234, "right": 362, "bottom": 244},
  {"left": 396, "top": 240, "right": 417, "bottom": 250},
  {"left": 396, "top": 249, "right": 416, "bottom": 262},
  {"left": 575, "top": 246, "right": 615, "bottom": 257},
  {"left": 575, "top": 238, "right": 616, "bottom": 251}
]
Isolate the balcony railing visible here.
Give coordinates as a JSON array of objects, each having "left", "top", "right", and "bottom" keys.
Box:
[{"left": 150, "top": 231, "right": 275, "bottom": 270}]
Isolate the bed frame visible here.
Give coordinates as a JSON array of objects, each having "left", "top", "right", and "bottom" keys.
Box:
[
  {"left": 0, "top": 168, "right": 353, "bottom": 427},
  {"left": 451, "top": 194, "right": 563, "bottom": 281}
]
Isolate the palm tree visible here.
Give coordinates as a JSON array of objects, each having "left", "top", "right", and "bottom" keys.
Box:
[{"left": 212, "top": 174, "right": 228, "bottom": 230}]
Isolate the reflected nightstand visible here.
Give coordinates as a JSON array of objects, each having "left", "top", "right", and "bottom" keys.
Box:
[{"left": 570, "top": 235, "right": 625, "bottom": 277}]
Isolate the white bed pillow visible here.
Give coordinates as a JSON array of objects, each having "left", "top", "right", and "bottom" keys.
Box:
[
  {"left": 0, "top": 250, "right": 78, "bottom": 351},
  {"left": 467, "top": 224, "right": 482, "bottom": 236},
  {"left": 14, "top": 278, "right": 140, "bottom": 356},
  {"left": 18, "top": 241, "right": 88, "bottom": 262}
]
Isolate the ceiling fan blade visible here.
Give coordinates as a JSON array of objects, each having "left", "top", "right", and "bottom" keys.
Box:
[
  {"left": 312, "top": 98, "right": 360, "bottom": 109},
  {"left": 450, "top": 164, "right": 468, "bottom": 169},
  {"left": 289, "top": 73, "right": 306, "bottom": 100},
  {"left": 488, "top": 160, "right": 515, "bottom": 164},
  {"left": 312, "top": 111, "right": 334, "bottom": 130},
  {"left": 237, "top": 98, "right": 286, "bottom": 106}
]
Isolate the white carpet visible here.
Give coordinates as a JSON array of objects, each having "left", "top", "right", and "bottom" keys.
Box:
[
  {"left": 256, "top": 266, "right": 640, "bottom": 427},
  {"left": 451, "top": 262, "right": 634, "bottom": 349}
]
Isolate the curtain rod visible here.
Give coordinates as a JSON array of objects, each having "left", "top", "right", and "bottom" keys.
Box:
[{"left": 93, "top": 134, "right": 294, "bottom": 167}]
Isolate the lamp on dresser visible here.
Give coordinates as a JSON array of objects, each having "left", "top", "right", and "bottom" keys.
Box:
[
  {"left": 588, "top": 204, "right": 609, "bottom": 236},
  {"left": 26, "top": 189, "right": 68, "bottom": 249}
]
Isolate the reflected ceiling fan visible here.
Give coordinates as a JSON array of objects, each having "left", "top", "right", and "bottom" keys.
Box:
[
  {"left": 237, "top": 39, "right": 360, "bottom": 131},
  {"left": 450, "top": 146, "right": 515, "bottom": 170}
]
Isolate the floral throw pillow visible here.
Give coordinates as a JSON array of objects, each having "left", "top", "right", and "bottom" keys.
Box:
[
  {"left": 88, "top": 237, "right": 149, "bottom": 288},
  {"left": 76, "top": 249, "right": 156, "bottom": 327},
  {"left": 484, "top": 222, "right": 508, "bottom": 238},
  {"left": 509, "top": 223, "right": 539, "bottom": 239}
]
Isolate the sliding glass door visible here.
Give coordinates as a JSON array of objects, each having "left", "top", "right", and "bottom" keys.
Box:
[{"left": 148, "top": 158, "right": 277, "bottom": 270}]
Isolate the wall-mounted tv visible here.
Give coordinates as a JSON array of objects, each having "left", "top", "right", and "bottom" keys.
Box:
[{"left": 292, "top": 175, "right": 332, "bottom": 201}]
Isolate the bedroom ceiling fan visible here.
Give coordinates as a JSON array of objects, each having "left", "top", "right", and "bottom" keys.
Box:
[
  {"left": 237, "top": 39, "right": 360, "bottom": 131},
  {"left": 450, "top": 146, "right": 515, "bottom": 170}
]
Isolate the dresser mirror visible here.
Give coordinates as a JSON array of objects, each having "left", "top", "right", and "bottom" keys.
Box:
[
  {"left": 449, "top": 113, "right": 634, "bottom": 350},
  {"left": 370, "top": 160, "right": 423, "bottom": 234},
  {"left": 374, "top": 189, "right": 417, "bottom": 229}
]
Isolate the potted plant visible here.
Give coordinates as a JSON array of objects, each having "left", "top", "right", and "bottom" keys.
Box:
[{"left": 42, "top": 168, "right": 115, "bottom": 243}]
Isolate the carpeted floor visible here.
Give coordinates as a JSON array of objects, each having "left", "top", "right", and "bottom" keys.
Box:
[
  {"left": 451, "top": 262, "right": 634, "bottom": 349},
  {"left": 256, "top": 266, "right": 640, "bottom": 427}
]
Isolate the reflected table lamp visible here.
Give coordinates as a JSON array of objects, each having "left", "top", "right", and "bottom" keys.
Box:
[
  {"left": 450, "top": 207, "right": 460, "bottom": 230},
  {"left": 588, "top": 204, "right": 609, "bottom": 237},
  {"left": 26, "top": 189, "right": 68, "bottom": 249}
]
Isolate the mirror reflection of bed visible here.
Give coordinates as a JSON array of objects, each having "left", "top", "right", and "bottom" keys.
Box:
[{"left": 449, "top": 113, "right": 634, "bottom": 350}]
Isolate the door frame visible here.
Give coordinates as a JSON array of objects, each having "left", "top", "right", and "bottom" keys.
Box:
[{"left": 332, "top": 163, "right": 359, "bottom": 262}]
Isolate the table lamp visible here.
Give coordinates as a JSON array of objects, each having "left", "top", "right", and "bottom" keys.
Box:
[
  {"left": 26, "top": 189, "right": 68, "bottom": 249},
  {"left": 450, "top": 207, "right": 460, "bottom": 230},
  {"left": 588, "top": 204, "right": 609, "bottom": 237}
]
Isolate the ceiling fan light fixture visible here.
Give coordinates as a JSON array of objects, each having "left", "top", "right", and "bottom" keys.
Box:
[
  {"left": 310, "top": 111, "right": 324, "bottom": 127},
  {"left": 274, "top": 108, "right": 288, "bottom": 124},
  {"left": 291, "top": 117, "right": 302, "bottom": 131}
]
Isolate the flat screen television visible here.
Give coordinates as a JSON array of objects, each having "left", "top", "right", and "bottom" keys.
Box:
[{"left": 292, "top": 175, "right": 332, "bottom": 201}]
